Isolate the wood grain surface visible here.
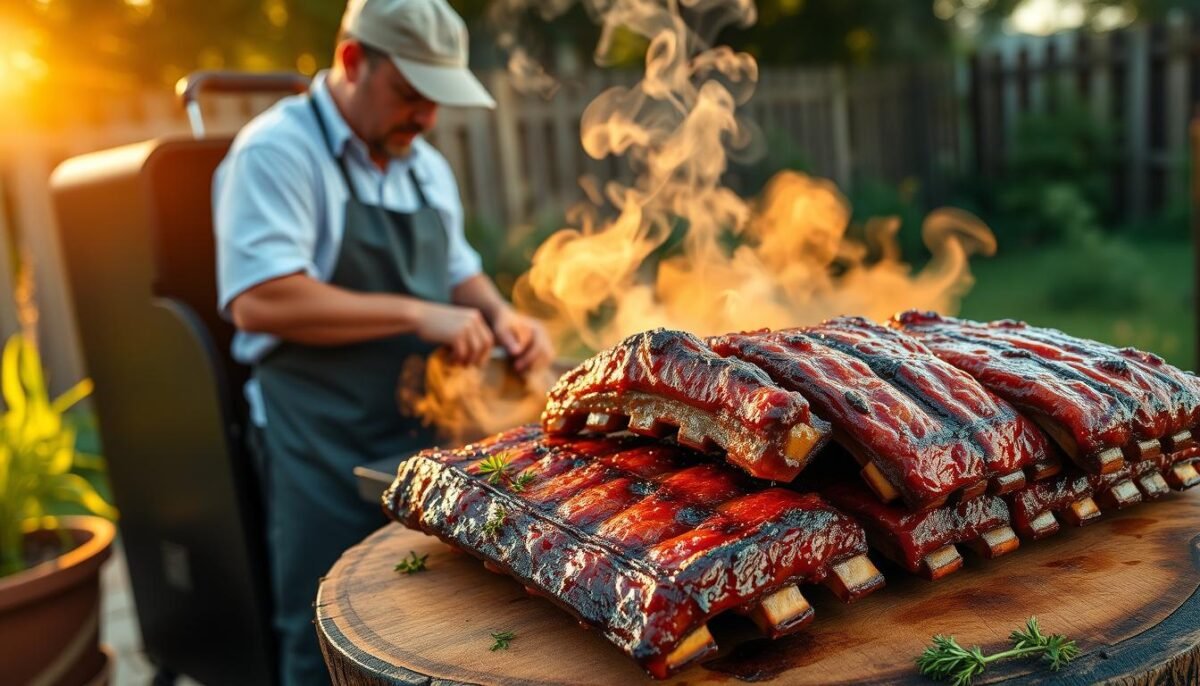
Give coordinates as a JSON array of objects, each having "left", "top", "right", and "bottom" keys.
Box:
[{"left": 316, "top": 489, "right": 1200, "bottom": 685}]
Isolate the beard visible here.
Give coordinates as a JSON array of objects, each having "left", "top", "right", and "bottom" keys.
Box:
[{"left": 368, "top": 126, "right": 423, "bottom": 160}]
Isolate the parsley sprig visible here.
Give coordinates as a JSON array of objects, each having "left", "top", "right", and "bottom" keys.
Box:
[
  {"left": 916, "top": 617, "right": 1079, "bottom": 686},
  {"left": 489, "top": 630, "right": 516, "bottom": 651},
  {"left": 393, "top": 550, "right": 429, "bottom": 575}
]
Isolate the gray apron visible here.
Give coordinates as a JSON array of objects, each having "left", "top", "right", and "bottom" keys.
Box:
[{"left": 254, "top": 98, "right": 449, "bottom": 685}]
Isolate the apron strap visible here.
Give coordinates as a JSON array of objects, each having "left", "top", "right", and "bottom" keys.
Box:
[
  {"left": 308, "top": 96, "right": 360, "bottom": 202},
  {"left": 310, "top": 95, "right": 433, "bottom": 212},
  {"left": 408, "top": 168, "right": 432, "bottom": 209}
]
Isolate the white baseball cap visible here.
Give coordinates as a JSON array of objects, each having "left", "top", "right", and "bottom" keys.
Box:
[{"left": 341, "top": 0, "right": 496, "bottom": 109}]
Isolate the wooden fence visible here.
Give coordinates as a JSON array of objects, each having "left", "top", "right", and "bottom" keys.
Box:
[
  {"left": 971, "top": 16, "right": 1199, "bottom": 219},
  {"left": 0, "top": 63, "right": 962, "bottom": 392}
]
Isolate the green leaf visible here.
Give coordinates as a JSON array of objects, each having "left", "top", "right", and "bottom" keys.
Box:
[
  {"left": 1, "top": 336, "right": 27, "bottom": 431},
  {"left": 48, "top": 472, "right": 119, "bottom": 521},
  {"left": 71, "top": 452, "right": 107, "bottom": 472},
  {"left": 50, "top": 379, "right": 92, "bottom": 416}
]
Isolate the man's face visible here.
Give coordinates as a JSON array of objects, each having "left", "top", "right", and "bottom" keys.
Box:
[{"left": 349, "top": 53, "right": 439, "bottom": 159}]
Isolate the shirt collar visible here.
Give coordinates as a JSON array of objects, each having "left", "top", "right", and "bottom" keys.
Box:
[{"left": 310, "top": 70, "right": 424, "bottom": 171}]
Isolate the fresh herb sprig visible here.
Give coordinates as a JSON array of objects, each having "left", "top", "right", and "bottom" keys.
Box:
[
  {"left": 483, "top": 507, "right": 507, "bottom": 536},
  {"left": 477, "top": 455, "right": 537, "bottom": 493},
  {"left": 916, "top": 617, "right": 1079, "bottom": 686},
  {"left": 478, "top": 455, "right": 510, "bottom": 485},
  {"left": 511, "top": 471, "right": 536, "bottom": 492},
  {"left": 393, "top": 550, "right": 429, "bottom": 575},
  {"left": 490, "top": 630, "right": 516, "bottom": 651}
]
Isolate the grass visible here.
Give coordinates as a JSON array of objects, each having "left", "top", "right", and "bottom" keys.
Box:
[{"left": 958, "top": 239, "right": 1195, "bottom": 370}]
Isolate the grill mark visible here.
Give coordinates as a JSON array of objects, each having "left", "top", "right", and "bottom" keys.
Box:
[
  {"left": 710, "top": 331, "right": 983, "bottom": 505},
  {"left": 522, "top": 446, "right": 752, "bottom": 546},
  {"left": 919, "top": 325, "right": 1142, "bottom": 426},
  {"left": 992, "top": 325, "right": 1198, "bottom": 430},
  {"left": 812, "top": 320, "right": 1046, "bottom": 469},
  {"left": 383, "top": 428, "right": 879, "bottom": 682},
  {"left": 799, "top": 331, "right": 994, "bottom": 461}
]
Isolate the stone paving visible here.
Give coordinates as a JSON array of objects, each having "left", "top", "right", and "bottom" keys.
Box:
[{"left": 100, "top": 539, "right": 202, "bottom": 686}]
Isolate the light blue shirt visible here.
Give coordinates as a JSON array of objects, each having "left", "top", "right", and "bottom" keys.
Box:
[{"left": 213, "top": 71, "right": 482, "bottom": 424}]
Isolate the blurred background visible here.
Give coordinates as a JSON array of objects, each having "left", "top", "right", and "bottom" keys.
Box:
[
  {"left": 2, "top": 1, "right": 1198, "bottom": 684},
  {"left": 1, "top": 0, "right": 1197, "bottom": 394}
]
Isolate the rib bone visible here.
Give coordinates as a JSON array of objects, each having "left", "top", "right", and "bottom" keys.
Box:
[
  {"left": 921, "top": 545, "right": 964, "bottom": 580},
  {"left": 661, "top": 625, "right": 717, "bottom": 675},
  {"left": 748, "top": 586, "right": 814, "bottom": 638},
  {"left": 824, "top": 554, "right": 886, "bottom": 602},
  {"left": 1061, "top": 497, "right": 1101, "bottom": 527}
]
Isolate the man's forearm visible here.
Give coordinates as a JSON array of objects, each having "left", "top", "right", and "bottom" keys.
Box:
[
  {"left": 230, "top": 273, "right": 427, "bottom": 346},
  {"left": 451, "top": 273, "right": 511, "bottom": 323}
]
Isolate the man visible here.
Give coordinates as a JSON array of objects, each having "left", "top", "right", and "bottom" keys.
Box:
[{"left": 213, "top": 0, "right": 554, "bottom": 682}]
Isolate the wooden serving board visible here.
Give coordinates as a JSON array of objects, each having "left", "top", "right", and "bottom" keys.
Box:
[{"left": 316, "top": 489, "right": 1200, "bottom": 685}]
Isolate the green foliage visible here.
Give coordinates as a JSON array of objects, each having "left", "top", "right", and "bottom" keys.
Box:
[
  {"left": 960, "top": 240, "right": 1194, "bottom": 370},
  {"left": 0, "top": 335, "right": 117, "bottom": 578},
  {"left": 465, "top": 213, "right": 563, "bottom": 299},
  {"left": 1042, "top": 209, "right": 1155, "bottom": 313},
  {"left": 985, "top": 100, "right": 1119, "bottom": 248},
  {"left": 846, "top": 176, "right": 927, "bottom": 262}
]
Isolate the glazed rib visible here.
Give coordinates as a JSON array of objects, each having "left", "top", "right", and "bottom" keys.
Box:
[
  {"left": 383, "top": 426, "right": 884, "bottom": 680},
  {"left": 1005, "top": 448, "right": 1200, "bottom": 540},
  {"left": 709, "top": 318, "right": 1050, "bottom": 510},
  {"left": 820, "top": 480, "right": 1018, "bottom": 580},
  {"left": 892, "top": 311, "right": 1200, "bottom": 475},
  {"left": 542, "top": 328, "right": 832, "bottom": 481},
  {"left": 810, "top": 317, "right": 1053, "bottom": 490}
]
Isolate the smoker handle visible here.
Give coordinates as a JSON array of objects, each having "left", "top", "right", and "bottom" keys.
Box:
[{"left": 175, "top": 71, "right": 311, "bottom": 138}]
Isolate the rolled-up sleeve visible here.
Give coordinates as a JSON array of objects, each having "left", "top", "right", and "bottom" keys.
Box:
[{"left": 214, "top": 143, "right": 321, "bottom": 317}]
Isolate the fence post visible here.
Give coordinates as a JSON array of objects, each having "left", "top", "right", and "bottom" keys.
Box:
[
  {"left": 489, "top": 72, "right": 526, "bottom": 229},
  {"left": 829, "top": 66, "right": 853, "bottom": 189},
  {"left": 1166, "top": 15, "right": 1192, "bottom": 203},
  {"left": 1126, "top": 23, "right": 1151, "bottom": 218}
]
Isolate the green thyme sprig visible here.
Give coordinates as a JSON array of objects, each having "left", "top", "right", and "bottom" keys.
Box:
[
  {"left": 916, "top": 617, "right": 1079, "bottom": 686},
  {"left": 489, "top": 630, "right": 516, "bottom": 651},
  {"left": 483, "top": 507, "right": 507, "bottom": 536},
  {"left": 510, "top": 471, "right": 536, "bottom": 492},
  {"left": 393, "top": 550, "right": 428, "bottom": 575},
  {"left": 1010, "top": 617, "right": 1080, "bottom": 670}
]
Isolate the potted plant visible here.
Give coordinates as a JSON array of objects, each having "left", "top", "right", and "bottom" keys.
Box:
[{"left": 0, "top": 333, "right": 118, "bottom": 685}]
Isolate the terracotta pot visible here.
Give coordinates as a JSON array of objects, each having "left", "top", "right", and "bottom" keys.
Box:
[{"left": 0, "top": 515, "right": 116, "bottom": 686}]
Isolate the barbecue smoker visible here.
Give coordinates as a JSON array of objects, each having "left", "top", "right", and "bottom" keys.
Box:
[{"left": 48, "top": 72, "right": 310, "bottom": 686}]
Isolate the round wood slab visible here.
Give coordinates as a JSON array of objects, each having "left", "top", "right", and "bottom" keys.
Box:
[{"left": 316, "top": 490, "right": 1200, "bottom": 685}]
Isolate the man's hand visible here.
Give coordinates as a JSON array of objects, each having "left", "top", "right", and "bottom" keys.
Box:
[
  {"left": 490, "top": 307, "right": 555, "bottom": 374},
  {"left": 415, "top": 302, "right": 495, "bottom": 366}
]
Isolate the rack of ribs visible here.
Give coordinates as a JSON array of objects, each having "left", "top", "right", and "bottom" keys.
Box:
[
  {"left": 542, "top": 328, "right": 832, "bottom": 482},
  {"left": 708, "top": 317, "right": 1053, "bottom": 510},
  {"left": 892, "top": 311, "right": 1200, "bottom": 476},
  {"left": 1006, "top": 447, "right": 1200, "bottom": 540},
  {"left": 819, "top": 480, "right": 1018, "bottom": 580},
  {"left": 383, "top": 425, "right": 884, "bottom": 679}
]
